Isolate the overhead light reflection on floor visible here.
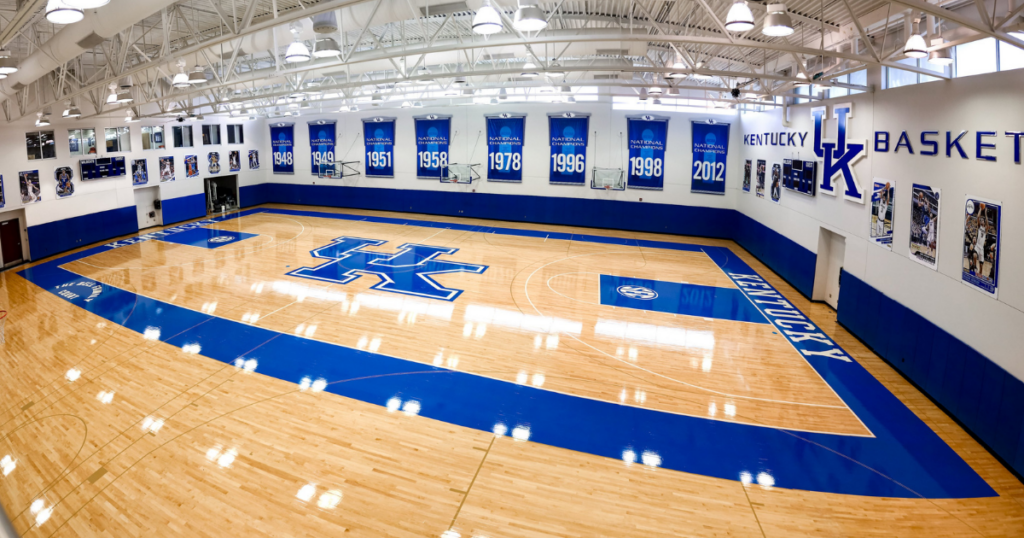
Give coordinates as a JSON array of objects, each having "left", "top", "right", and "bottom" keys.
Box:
[
  {"left": 143, "top": 327, "right": 161, "bottom": 341},
  {"left": 0, "top": 455, "right": 16, "bottom": 476},
  {"left": 96, "top": 391, "right": 115, "bottom": 404},
  {"left": 296, "top": 484, "right": 316, "bottom": 502},
  {"left": 65, "top": 368, "right": 81, "bottom": 382}
]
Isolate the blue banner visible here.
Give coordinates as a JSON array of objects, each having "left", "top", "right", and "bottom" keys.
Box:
[
  {"left": 548, "top": 112, "right": 590, "bottom": 185},
  {"left": 486, "top": 113, "right": 526, "bottom": 182},
  {"left": 308, "top": 120, "right": 336, "bottom": 177},
  {"left": 627, "top": 115, "right": 669, "bottom": 190},
  {"left": 691, "top": 121, "right": 731, "bottom": 195},
  {"left": 414, "top": 115, "right": 451, "bottom": 179},
  {"left": 362, "top": 117, "right": 396, "bottom": 178},
  {"left": 270, "top": 122, "right": 294, "bottom": 175}
]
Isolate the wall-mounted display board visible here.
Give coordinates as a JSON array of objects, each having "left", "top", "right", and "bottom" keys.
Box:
[
  {"left": 79, "top": 156, "right": 126, "bottom": 180},
  {"left": 782, "top": 159, "right": 817, "bottom": 196}
]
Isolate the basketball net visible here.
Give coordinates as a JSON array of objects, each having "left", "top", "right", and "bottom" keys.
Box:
[{"left": 604, "top": 185, "right": 611, "bottom": 190}]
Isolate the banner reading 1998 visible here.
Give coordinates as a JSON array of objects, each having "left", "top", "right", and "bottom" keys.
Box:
[
  {"left": 627, "top": 115, "right": 669, "bottom": 190},
  {"left": 485, "top": 113, "right": 526, "bottom": 182},
  {"left": 270, "top": 122, "right": 294, "bottom": 175},
  {"left": 414, "top": 114, "right": 451, "bottom": 179},
  {"left": 548, "top": 112, "right": 590, "bottom": 185},
  {"left": 690, "top": 120, "right": 731, "bottom": 195},
  {"left": 363, "top": 117, "right": 396, "bottom": 178},
  {"left": 308, "top": 119, "right": 336, "bottom": 177}
]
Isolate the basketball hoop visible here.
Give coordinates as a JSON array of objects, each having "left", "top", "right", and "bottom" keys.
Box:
[
  {"left": 604, "top": 185, "right": 611, "bottom": 190},
  {"left": 0, "top": 310, "right": 7, "bottom": 344}
]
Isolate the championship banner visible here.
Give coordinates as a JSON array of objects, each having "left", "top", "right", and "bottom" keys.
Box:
[
  {"left": 485, "top": 113, "right": 526, "bottom": 182},
  {"left": 910, "top": 184, "right": 941, "bottom": 270},
  {"left": 626, "top": 115, "right": 669, "bottom": 190},
  {"left": 363, "top": 117, "right": 396, "bottom": 178},
  {"left": 414, "top": 114, "right": 451, "bottom": 179},
  {"left": 548, "top": 112, "right": 590, "bottom": 185},
  {"left": 690, "top": 120, "right": 731, "bottom": 195},
  {"left": 869, "top": 180, "right": 895, "bottom": 250},
  {"left": 270, "top": 122, "right": 295, "bottom": 175},
  {"left": 309, "top": 119, "right": 336, "bottom": 177},
  {"left": 961, "top": 197, "right": 1001, "bottom": 298}
]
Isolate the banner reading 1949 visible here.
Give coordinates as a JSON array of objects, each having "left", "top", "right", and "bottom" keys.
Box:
[{"left": 308, "top": 119, "right": 336, "bottom": 177}]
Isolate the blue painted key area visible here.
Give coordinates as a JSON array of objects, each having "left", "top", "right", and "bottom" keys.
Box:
[
  {"left": 158, "top": 227, "right": 258, "bottom": 249},
  {"left": 17, "top": 207, "right": 995, "bottom": 499},
  {"left": 599, "top": 275, "right": 768, "bottom": 323}
]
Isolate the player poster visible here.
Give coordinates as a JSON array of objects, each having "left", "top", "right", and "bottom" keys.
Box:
[
  {"left": 308, "top": 119, "right": 336, "bottom": 177},
  {"left": 248, "top": 150, "right": 260, "bottom": 170},
  {"left": 363, "top": 117, "right": 395, "bottom": 178},
  {"left": 743, "top": 160, "right": 751, "bottom": 192},
  {"left": 185, "top": 155, "right": 198, "bottom": 178},
  {"left": 770, "top": 163, "right": 782, "bottom": 204},
  {"left": 755, "top": 159, "right": 766, "bottom": 198},
  {"left": 485, "top": 113, "right": 525, "bottom": 182},
  {"left": 270, "top": 122, "right": 295, "bottom": 175},
  {"left": 208, "top": 152, "right": 221, "bottom": 174},
  {"left": 55, "top": 167, "right": 74, "bottom": 198},
  {"left": 910, "top": 184, "right": 940, "bottom": 270},
  {"left": 132, "top": 159, "right": 148, "bottom": 186},
  {"left": 690, "top": 120, "right": 730, "bottom": 195},
  {"left": 548, "top": 112, "right": 590, "bottom": 185},
  {"left": 627, "top": 115, "right": 669, "bottom": 190},
  {"left": 19, "top": 171, "right": 41, "bottom": 204},
  {"left": 961, "top": 197, "right": 1001, "bottom": 298},
  {"left": 0, "top": 175, "right": 5, "bottom": 209},
  {"left": 159, "top": 157, "right": 175, "bottom": 182},
  {"left": 414, "top": 114, "right": 451, "bottom": 179},
  {"left": 229, "top": 151, "right": 240, "bottom": 172},
  {"left": 870, "top": 180, "right": 895, "bottom": 250}
]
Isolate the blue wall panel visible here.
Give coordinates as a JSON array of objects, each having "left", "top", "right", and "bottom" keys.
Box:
[
  {"left": 240, "top": 184, "right": 272, "bottom": 208},
  {"left": 731, "top": 212, "right": 816, "bottom": 299},
  {"left": 162, "top": 193, "right": 207, "bottom": 225},
  {"left": 28, "top": 206, "right": 137, "bottom": 261}
]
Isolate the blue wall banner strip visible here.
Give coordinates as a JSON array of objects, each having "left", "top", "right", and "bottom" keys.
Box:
[
  {"left": 362, "top": 117, "right": 396, "bottom": 178},
  {"left": 161, "top": 193, "right": 207, "bottom": 226},
  {"left": 690, "top": 121, "right": 731, "bottom": 195},
  {"left": 548, "top": 113, "right": 589, "bottom": 185},
  {"left": 269, "top": 122, "right": 295, "bottom": 175},
  {"left": 626, "top": 115, "right": 668, "bottom": 190},
  {"left": 485, "top": 114, "right": 525, "bottom": 182},
  {"left": 599, "top": 274, "right": 767, "bottom": 323},
  {"left": 308, "top": 120, "right": 337, "bottom": 177}
]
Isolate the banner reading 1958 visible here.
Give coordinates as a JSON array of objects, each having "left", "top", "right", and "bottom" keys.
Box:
[
  {"left": 691, "top": 120, "right": 731, "bottom": 195},
  {"left": 485, "top": 113, "right": 526, "bottom": 182},
  {"left": 363, "top": 117, "right": 396, "bottom": 178},
  {"left": 548, "top": 112, "right": 590, "bottom": 185},
  {"left": 414, "top": 114, "right": 451, "bottom": 179},
  {"left": 308, "top": 119, "right": 336, "bottom": 177},
  {"left": 627, "top": 115, "right": 669, "bottom": 190},
  {"left": 270, "top": 122, "right": 294, "bottom": 175}
]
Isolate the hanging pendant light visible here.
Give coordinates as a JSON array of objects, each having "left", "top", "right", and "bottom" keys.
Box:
[
  {"left": 0, "top": 50, "right": 18, "bottom": 75},
  {"left": 313, "top": 37, "right": 340, "bottom": 58},
  {"left": 904, "top": 19, "right": 927, "bottom": 59},
  {"left": 725, "top": 1, "right": 755, "bottom": 32},
  {"left": 46, "top": 0, "right": 84, "bottom": 25},
  {"left": 63, "top": 101, "right": 81, "bottom": 118},
  {"left": 473, "top": 0, "right": 503, "bottom": 35},
  {"left": 928, "top": 37, "right": 953, "bottom": 66},
  {"left": 763, "top": 4, "right": 794, "bottom": 37},
  {"left": 513, "top": 1, "right": 547, "bottom": 32},
  {"left": 648, "top": 86, "right": 664, "bottom": 95},
  {"left": 285, "top": 25, "right": 311, "bottom": 63},
  {"left": 115, "top": 88, "right": 133, "bottom": 103},
  {"left": 64, "top": 0, "right": 110, "bottom": 8},
  {"left": 521, "top": 61, "right": 538, "bottom": 77},
  {"left": 692, "top": 61, "right": 713, "bottom": 81},
  {"left": 105, "top": 84, "right": 117, "bottom": 104},
  {"left": 638, "top": 88, "right": 648, "bottom": 101},
  {"left": 794, "top": 71, "right": 809, "bottom": 85},
  {"left": 36, "top": 112, "right": 51, "bottom": 127},
  {"left": 188, "top": 66, "right": 206, "bottom": 84}
]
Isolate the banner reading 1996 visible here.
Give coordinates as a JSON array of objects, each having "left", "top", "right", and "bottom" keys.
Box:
[
  {"left": 270, "top": 122, "right": 294, "bottom": 175},
  {"left": 627, "top": 115, "right": 669, "bottom": 190},
  {"left": 690, "top": 120, "right": 731, "bottom": 195},
  {"left": 363, "top": 117, "right": 396, "bottom": 178},
  {"left": 308, "top": 119, "right": 336, "bottom": 177},
  {"left": 485, "top": 113, "right": 526, "bottom": 182},
  {"left": 414, "top": 114, "right": 451, "bottom": 179},
  {"left": 548, "top": 112, "right": 590, "bottom": 185}
]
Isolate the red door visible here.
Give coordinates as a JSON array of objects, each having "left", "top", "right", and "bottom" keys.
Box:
[{"left": 0, "top": 218, "right": 23, "bottom": 266}]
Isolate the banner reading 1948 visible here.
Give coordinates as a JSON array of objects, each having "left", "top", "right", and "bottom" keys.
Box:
[{"left": 270, "top": 122, "right": 294, "bottom": 175}]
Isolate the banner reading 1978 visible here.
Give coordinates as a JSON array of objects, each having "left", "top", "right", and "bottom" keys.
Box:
[
  {"left": 308, "top": 119, "right": 336, "bottom": 177},
  {"left": 548, "top": 112, "right": 590, "bottom": 185},
  {"left": 414, "top": 114, "right": 451, "bottom": 179},
  {"left": 691, "top": 120, "right": 731, "bottom": 195},
  {"left": 485, "top": 113, "right": 526, "bottom": 182},
  {"left": 363, "top": 117, "right": 396, "bottom": 178},
  {"left": 270, "top": 122, "right": 294, "bottom": 175},
  {"left": 627, "top": 115, "right": 669, "bottom": 190}
]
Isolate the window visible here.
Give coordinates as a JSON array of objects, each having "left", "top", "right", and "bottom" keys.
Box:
[
  {"left": 793, "top": 84, "right": 811, "bottom": 104},
  {"left": 226, "top": 124, "right": 244, "bottom": 144},
  {"left": 202, "top": 124, "right": 220, "bottom": 145},
  {"left": 173, "top": 125, "right": 194, "bottom": 148},
  {"left": 26, "top": 131, "right": 56, "bottom": 160},
  {"left": 141, "top": 126, "right": 165, "bottom": 150},
  {"left": 105, "top": 127, "right": 131, "bottom": 152},
  {"left": 1000, "top": 40, "right": 1024, "bottom": 71},
  {"left": 884, "top": 58, "right": 950, "bottom": 89},
  {"left": 955, "top": 38, "right": 997, "bottom": 77},
  {"left": 68, "top": 128, "right": 97, "bottom": 156}
]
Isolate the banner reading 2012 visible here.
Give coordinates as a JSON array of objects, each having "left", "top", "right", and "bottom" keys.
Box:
[
  {"left": 363, "top": 117, "right": 396, "bottom": 178},
  {"left": 308, "top": 120, "right": 336, "bottom": 177},
  {"left": 548, "top": 112, "right": 590, "bottom": 185},
  {"left": 414, "top": 114, "right": 451, "bottom": 179},
  {"left": 485, "top": 113, "right": 526, "bottom": 182},
  {"left": 691, "top": 120, "right": 731, "bottom": 195},
  {"left": 270, "top": 122, "right": 294, "bottom": 175},
  {"left": 627, "top": 115, "right": 669, "bottom": 190}
]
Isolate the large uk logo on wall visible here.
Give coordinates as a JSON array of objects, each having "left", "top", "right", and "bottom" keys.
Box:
[
  {"left": 287, "top": 237, "right": 488, "bottom": 301},
  {"left": 811, "top": 103, "right": 866, "bottom": 204}
]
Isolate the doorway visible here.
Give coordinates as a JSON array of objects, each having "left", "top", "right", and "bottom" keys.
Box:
[
  {"left": 1, "top": 217, "right": 24, "bottom": 268},
  {"left": 134, "top": 186, "right": 162, "bottom": 230},
  {"left": 812, "top": 227, "right": 846, "bottom": 309},
  {"left": 205, "top": 175, "right": 239, "bottom": 215}
]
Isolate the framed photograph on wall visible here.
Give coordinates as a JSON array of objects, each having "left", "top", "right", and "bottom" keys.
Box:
[
  {"left": 185, "top": 155, "right": 198, "bottom": 178},
  {"left": 19, "top": 171, "right": 41, "bottom": 204},
  {"left": 229, "top": 150, "right": 240, "bottom": 172},
  {"left": 910, "top": 184, "right": 941, "bottom": 270},
  {"left": 208, "top": 152, "right": 221, "bottom": 174},
  {"left": 869, "top": 180, "right": 895, "bottom": 250},
  {"left": 248, "top": 150, "right": 260, "bottom": 170},
  {"left": 0, "top": 175, "right": 6, "bottom": 209},
  {"left": 159, "top": 157, "right": 175, "bottom": 182},
  {"left": 755, "top": 159, "right": 766, "bottom": 198},
  {"left": 55, "top": 167, "right": 75, "bottom": 198},
  {"left": 961, "top": 196, "right": 1001, "bottom": 298},
  {"left": 132, "top": 159, "right": 149, "bottom": 186},
  {"left": 743, "top": 160, "right": 751, "bottom": 192},
  {"left": 770, "top": 163, "right": 782, "bottom": 204}
]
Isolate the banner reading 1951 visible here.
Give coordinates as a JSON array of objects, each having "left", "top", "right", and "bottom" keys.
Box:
[
  {"left": 414, "top": 114, "right": 451, "bottom": 179},
  {"left": 627, "top": 115, "right": 669, "bottom": 190},
  {"left": 485, "top": 113, "right": 526, "bottom": 182},
  {"left": 548, "top": 112, "right": 590, "bottom": 185},
  {"left": 691, "top": 120, "right": 731, "bottom": 195},
  {"left": 270, "top": 122, "right": 294, "bottom": 175},
  {"left": 363, "top": 117, "right": 396, "bottom": 178},
  {"left": 308, "top": 119, "right": 336, "bottom": 177}
]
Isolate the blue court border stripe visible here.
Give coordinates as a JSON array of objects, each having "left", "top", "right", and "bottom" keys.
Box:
[{"left": 17, "top": 207, "right": 994, "bottom": 499}]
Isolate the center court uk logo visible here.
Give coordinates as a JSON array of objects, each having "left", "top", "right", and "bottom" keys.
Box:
[
  {"left": 209, "top": 236, "right": 234, "bottom": 244},
  {"left": 616, "top": 285, "right": 657, "bottom": 300}
]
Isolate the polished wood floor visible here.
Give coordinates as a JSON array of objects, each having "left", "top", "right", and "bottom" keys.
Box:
[{"left": 0, "top": 203, "right": 1022, "bottom": 537}]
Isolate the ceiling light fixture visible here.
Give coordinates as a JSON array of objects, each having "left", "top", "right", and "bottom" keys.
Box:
[
  {"left": 36, "top": 112, "right": 51, "bottom": 127},
  {"left": 513, "top": 1, "right": 547, "bottom": 32},
  {"left": 46, "top": 0, "right": 84, "bottom": 25},
  {"left": 667, "top": 59, "right": 686, "bottom": 78},
  {"left": 64, "top": 0, "right": 109, "bottom": 8},
  {"left": 928, "top": 37, "right": 953, "bottom": 66},
  {"left": 725, "top": 1, "right": 755, "bottom": 32},
  {"left": 473, "top": 0, "right": 503, "bottom": 35},
  {"left": 116, "top": 88, "right": 133, "bottom": 103},
  {"left": 188, "top": 67, "right": 206, "bottom": 84},
  {"left": 285, "top": 25, "right": 311, "bottom": 63},
  {"left": 313, "top": 37, "right": 340, "bottom": 58},
  {"left": 648, "top": 86, "right": 663, "bottom": 95},
  {"left": 762, "top": 4, "right": 794, "bottom": 37},
  {"left": 105, "top": 84, "right": 117, "bottom": 104},
  {"left": 0, "top": 50, "right": 18, "bottom": 75},
  {"left": 521, "top": 61, "right": 538, "bottom": 77},
  {"left": 904, "top": 19, "right": 928, "bottom": 59},
  {"left": 63, "top": 102, "right": 81, "bottom": 119}
]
